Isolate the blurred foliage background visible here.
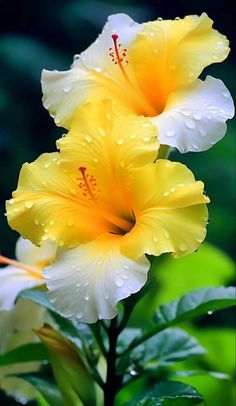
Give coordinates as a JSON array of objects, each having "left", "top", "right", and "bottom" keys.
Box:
[{"left": 0, "top": 0, "right": 235, "bottom": 405}]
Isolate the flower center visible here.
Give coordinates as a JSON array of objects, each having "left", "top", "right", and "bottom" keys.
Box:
[
  {"left": 0, "top": 255, "right": 43, "bottom": 280},
  {"left": 108, "top": 34, "right": 158, "bottom": 117},
  {"left": 109, "top": 34, "right": 130, "bottom": 83},
  {"left": 78, "top": 166, "right": 134, "bottom": 234}
]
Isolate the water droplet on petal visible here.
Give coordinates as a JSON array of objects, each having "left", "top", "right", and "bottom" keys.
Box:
[
  {"left": 175, "top": 16, "right": 181, "bottom": 20},
  {"left": 142, "top": 136, "right": 151, "bottom": 142},
  {"left": 222, "top": 91, "right": 230, "bottom": 98},
  {"left": 98, "top": 127, "right": 106, "bottom": 136},
  {"left": 157, "top": 17, "right": 163, "bottom": 21},
  {"left": 8, "top": 199, "right": 15, "bottom": 205},
  {"left": 153, "top": 236, "right": 158, "bottom": 242},
  {"left": 170, "top": 187, "right": 175, "bottom": 192},
  {"left": 166, "top": 130, "right": 175, "bottom": 137},
  {"left": 142, "top": 121, "right": 152, "bottom": 128},
  {"left": 63, "top": 86, "right": 72, "bottom": 93},
  {"left": 116, "top": 278, "right": 123, "bottom": 287},
  {"left": 164, "top": 230, "right": 170, "bottom": 239},
  {"left": 185, "top": 120, "right": 195, "bottom": 129},
  {"left": 77, "top": 312, "right": 83, "bottom": 319},
  {"left": 84, "top": 293, "right": 90, "bottom": 301},
  {"left": 116, "top": 138, "right": 124, "bottom": 145},
  {"left": 25, "top": 201, "right": 33, "bottom": 208},
  {"left": 67, "top": 218, "right": 74, "bottom": 226},
  {"left": 179, "top": 243, "right": 187, "bottom": 252},
  {"left": 44, "top": 162, "right": 51, "bottom": 169},
  {"left": 193, "top": 113, "right": 202, "bottom": 120},
  {"left": 85, "top": 135, "right": 92, "bottom": 143},
  {"left": 73, "top": 54, "right": 80, "bottom": 61}
]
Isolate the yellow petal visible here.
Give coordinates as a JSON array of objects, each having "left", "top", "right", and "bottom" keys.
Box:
[
  {"left": 6, "top": 153, "right": 108, "bottom": 247},
  {"left": 130, "top": 13, "right": 229, "bottom": 114},
  {"left": 121, "top": 160, "right": 209, "bottom": 259}
]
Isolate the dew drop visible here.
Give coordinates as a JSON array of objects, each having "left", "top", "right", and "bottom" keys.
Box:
[
  {"left": 116, "top": 138, "right": 124, "bottom": 145},
  {"left": 76, "top": 282, "right": 81, "bottom": 287},
  {"left": 98, "top": 127, "right": 106, "bottom": 136},
  {"left": 84, "top": 294, "right": 90, "bottom": 301},
  {"left": 157, "top": 17, "right": 163, "bottom": 21},
  {"left": 222, "top": 91, "right": 230, "bottom": 98},
  {"left": 93, "top": 157, "right": 98, "bottom": 162},
  {"left": 67, "top": 218, "right": 74, "bottom": 226},
  {"left": 149, "top": 32, "right": 155, "bottom": 37},
  {"left": 42, "top": 235, "right": 48, "bottom": 241},
  {"left": 44, "top": 162, "right": 51, "bottom": 169},
  {"left": 49, "top": 220, "right": 54, "bottom": 226},
  {"left": 142, "top": 136, "right": 151, "bottom": 142},
  {"left": 123, "top": 264, "right": 129, "bottom": 270},
  {"left": 8, "top": 199, "right": 14, "bottom": 205},
  {"left": 207, "top": 311, "right": 213, "bottom": 315},
  {"left": 34, "top": 219, "right": 39, "bottom": 225},
  {"left": 193, "top": 113, "right": 202, "bottom": 120},
  {"left": 63, "top": 86, "right": 72, "bottom": 93},
  {"left": 77, "top": 313, "right": 83, "bottom": 319},
  {"left": 175, "top": 16, "right": 181, "bottom": 20},
  {"left": 25, "top": 201, "right": 33, "bottom": 209},
  {"left": 153, "top": 236, "right": 159, "bottom": 242},
  {"left": 206, "top": 115, "right": 212, "bottom": 120},
  {"left": 179, "top": 243, "right": 187, "bottom": 252},
  {"left": 163, "top": 191, "right": 169, "bottom": 197},
  {"left": 85, "top": 135, "right": 92, "bottom": 143},
  {"left": 182, "top": 109, "right": 191, "bottom": 117},
  {"left": 166, "top": 130, "right": 175, "bottom": 137},
  {"left": 142, "top": 121, "right": 152, "bottom": 128},
  {"left": 116, "top": 278, "right": 124, "bottom": 287},
  {"left": 185, "top": 120, "right": 195, "bottom": 129},
  {"left": 94, "top": 67, "right": 102, "bottom": 73},
  {"left": 164, "top": 230, "right": 170, "bottom": 239},
  {"left": 73, "top": 54, "right": 80, "bottom": 61},
  {"left": 130, "top": 134, "right": 137, "bottom": 139},
  {"left": 104, "top": 294, "right": 109, "bottom": 300},
  {"left": 170, "top": 187, "right": 175, "bottom": 192}
]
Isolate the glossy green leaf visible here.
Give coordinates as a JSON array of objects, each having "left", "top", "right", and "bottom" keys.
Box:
[
  {"left": 124, "top": 287, "right": 235, "bottom": 354},
  {"left": 117, "top": 328, "right": 205, "bottom": 374},
  {"left": 12, "top": 373, "right": 63, "bottom": 406},
  {"left": 0, "top": 343, "right": 48, "bottom": 366},
  {"left": 124, "top": 381, "right": 203, "bottom": 405},
  {"left": 19, "top": 289, "right": 54, "bottom": 311}
]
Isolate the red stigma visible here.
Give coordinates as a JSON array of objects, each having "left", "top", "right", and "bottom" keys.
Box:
[
  {"left": 111, "top": 33, "right": 118, "bottom": 41},
  {"left": 79, "top": 166, "right": 86, "bottom": 172}
]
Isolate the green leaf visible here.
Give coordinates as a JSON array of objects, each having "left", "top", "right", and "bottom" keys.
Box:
[
  {"left": 12, "top": 373, "right": 63, "bottom": 406},
  {"left": 124, "top": 381, "right": 203, "bottom": 405},
  {"left": 124, "top": 287, "right": 235, "bottom": 354},
  {"left": 117, "top": 328, "right": 205, "bottom": 374},
  {"left": 19, "top": 289, "right": 54, "bottom": 311},
  {"left": 0, "top": 343, "right": 48, "bottom": 366}
]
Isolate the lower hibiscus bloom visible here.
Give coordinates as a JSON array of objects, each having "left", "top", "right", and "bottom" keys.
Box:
[{"left": 6, "top": 102, "right": 209, "bottom": 323}]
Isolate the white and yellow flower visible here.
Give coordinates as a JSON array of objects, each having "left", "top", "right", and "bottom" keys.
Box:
[
  {"left": 0, "top": 237, "right": 56, "bottom": 402},
  {"left": 6, "top": 102, "right": 209, "bottom": 323},
  {"left": 42, "top": 13, "right": 234, "bottom": 153},
  {"left": 0, "top": 236, "right": 56, "bottom": 310}
]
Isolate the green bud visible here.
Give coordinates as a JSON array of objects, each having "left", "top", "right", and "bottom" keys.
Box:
[{"left": 35, "top": 324, "right": 96, "bottom": 406}]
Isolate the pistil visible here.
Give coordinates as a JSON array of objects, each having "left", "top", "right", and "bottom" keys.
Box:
[{"left": 110, "top": 34, "right": 130, "bottom": 82}]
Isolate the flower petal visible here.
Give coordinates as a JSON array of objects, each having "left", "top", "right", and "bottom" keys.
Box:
[
  {"left": 15, "top": 237, "right": 56, "bottom": 267},
  {"left": 154, "top": 76, "right": 234, "bottom": 152},
  {"left": 121, "top": 161, "right": 209, "bottom": 259},
  {"left": 6, "top": 153, "right": 108, "bottom": 247},
  {"left": 57, "top": 100, "right": 158, "bottom": 175},
  {"left": 130, "top": 13, "right": 229, "bottom": 113},
  {"left": 41, "top": 14, "right": 141, "bottom": 128},
  {"left": 44, "top": 235, "right": 149, "bottom": 323},
  {"left": 0, "top": 267, "right": 42, "bottom": 311}
]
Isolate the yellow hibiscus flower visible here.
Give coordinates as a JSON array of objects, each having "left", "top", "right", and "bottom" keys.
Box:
[
  {"left": 6, "top": 101, "right": 209, "bottom": 323},
  {"left": 42, "top": 13, "right": 234, "bottom": 153}
]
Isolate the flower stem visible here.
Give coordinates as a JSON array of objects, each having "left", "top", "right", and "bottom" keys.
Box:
[{"left": 104, "top": 317, "right": 120, "bottom": 406}]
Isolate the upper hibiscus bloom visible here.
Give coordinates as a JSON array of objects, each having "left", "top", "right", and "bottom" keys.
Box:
[{"left": 42, "top": 13, "right": 234, "bottom": 153}]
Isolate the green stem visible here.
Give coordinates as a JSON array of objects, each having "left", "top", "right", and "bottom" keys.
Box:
[
  {"left": 104, "top": 317, "right": 120, "bottom": 406},
  {"left": 156, "top": 144, "right": 171, "bottom": 160}
]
